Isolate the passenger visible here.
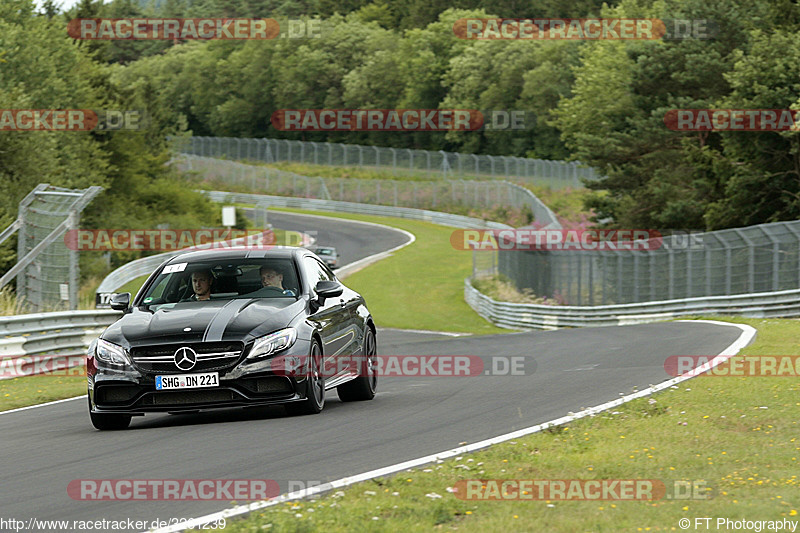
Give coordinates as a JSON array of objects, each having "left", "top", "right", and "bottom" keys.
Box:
[{"left": 259, "top": 266, "right": 296, "bottom": 296}]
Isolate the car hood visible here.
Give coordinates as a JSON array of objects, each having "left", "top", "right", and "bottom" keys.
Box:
[{"left": 102, "top": 298, "right": 304, "bottom": 348}]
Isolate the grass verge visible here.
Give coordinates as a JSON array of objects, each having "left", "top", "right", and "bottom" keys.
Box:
[
  {"left": 268, "top": 207, "right": 506, "bottom": 334},
  {"left": 1, "top": 370, "right": 86, "bottom": 412},
  {"left": 224, "top": 317, "right": 798, "bottom": 532}
]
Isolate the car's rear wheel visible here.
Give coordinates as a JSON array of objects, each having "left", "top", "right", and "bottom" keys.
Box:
[
  {"left": 88, "top": 396, "right": 131, "bottom": 430},
  {"left": 337, "top": 327, "right": 377, "bottom": 402},
  {"left": 285, "top": 340, "right": 325, "bottom": 415}
]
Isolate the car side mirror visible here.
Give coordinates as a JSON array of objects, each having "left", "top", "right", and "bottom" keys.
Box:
[
  {"left": 315, "top": 280, "right": 343, "bottom": 304},
  {"left": 110, "top": 292, "right": 131, "bottom": 311}
]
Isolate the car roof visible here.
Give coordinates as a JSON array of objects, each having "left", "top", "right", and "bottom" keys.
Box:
[{"left": 165, "top": 246, "right": 307, "bottom": 264}]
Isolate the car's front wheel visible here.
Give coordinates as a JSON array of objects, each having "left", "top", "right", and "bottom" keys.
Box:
[
  {"left": 88, "top": 397, "right": 131, "bottom": 430},
  {"left": 285, "top": 340, "right": 325, "bottom": 415},
  {"left": 337, "top": 327, "right": 377, "bottom": 402}
]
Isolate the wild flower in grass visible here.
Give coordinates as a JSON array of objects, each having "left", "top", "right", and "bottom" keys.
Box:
[
  {"left": 425, "top": 493, "right": 442, "bottom": 499},
  {"left": 364, "top": 491, "right": 376, "bottom": 496}
]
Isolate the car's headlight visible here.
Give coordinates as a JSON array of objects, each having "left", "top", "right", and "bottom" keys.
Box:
[
  {"left": 247, "top": 328, "right": 297, "bottom": 361},
  {"left": 95, "top": 339, "right": 131, "bottom": 366}
]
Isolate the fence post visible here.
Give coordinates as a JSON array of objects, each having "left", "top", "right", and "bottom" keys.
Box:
[
  {"left": 686, "top": 249, "right": 693, "bottom": 298},
  {"left": 733, "top": 229, "right": 755, "bottom": 292}
]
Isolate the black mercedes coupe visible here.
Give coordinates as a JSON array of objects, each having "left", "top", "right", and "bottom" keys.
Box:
[{"left": 87, "top": 247, "right": 377, "bottom": 430}]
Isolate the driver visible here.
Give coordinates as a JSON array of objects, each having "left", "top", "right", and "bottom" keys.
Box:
[
  {"left": 186, "top": 269, "right": 213, "bottom": 301},
  {"left": 260, "top": 266, "right": 295, "bottom": 296}
]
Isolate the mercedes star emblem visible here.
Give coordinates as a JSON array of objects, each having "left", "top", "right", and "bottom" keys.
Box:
[{"left": 174, "top": 346, "right": 197, "bottom": 371}]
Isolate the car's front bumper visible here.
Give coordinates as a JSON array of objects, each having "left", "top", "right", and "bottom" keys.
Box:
[{"left": 88, "top": 342, "right": 313, "bottom": 414}]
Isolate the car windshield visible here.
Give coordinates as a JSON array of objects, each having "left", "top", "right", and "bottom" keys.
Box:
[
  {"left": 316, "top": 248, "right": 333, "bottom": 255},
  {"left": 139, "top": 258, "right": 299, "bottom": 310}
]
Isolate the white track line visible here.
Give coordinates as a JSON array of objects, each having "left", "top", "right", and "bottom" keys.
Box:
[
  {"left": 377, "top": 328, "right": 472, "bottom": 337},
  {"left": 1, "top": 395, "right": 84, "bottom": 416},
  {"left": 149, "top": 319, "right": 755, "bottom": 533}
]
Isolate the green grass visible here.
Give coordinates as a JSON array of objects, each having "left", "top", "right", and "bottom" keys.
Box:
[
  {"left": 225, "top": 316, "right": 799, "bottom": 532},
  {"left": 264, "top": 161, "right": 444, "bottom": 182},
  {"left": 0, "top": 371, "right": 86, "bottom": 412},
  {"left": 268, "top": 207, "right": 506, "bottom": 334}
]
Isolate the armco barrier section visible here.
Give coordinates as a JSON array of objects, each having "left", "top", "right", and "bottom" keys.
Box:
[
  {"left": 465, "top": 278, "right": 800, "bottom": 330},
  {"left": 0, "top": 310, "right": 121, "bottom": 380}
]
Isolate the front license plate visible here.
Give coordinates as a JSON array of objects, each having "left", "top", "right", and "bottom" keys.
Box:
[{"left": 156, "top": 372, "right": 219, "bottom": 390}]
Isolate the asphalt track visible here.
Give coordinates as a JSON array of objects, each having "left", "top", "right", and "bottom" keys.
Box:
[
  {"left": 261, "top": 210, "right": 411, "bottom": 267},
  {"left": 0, "top": 213, "right": 750, "bottom": 530}
]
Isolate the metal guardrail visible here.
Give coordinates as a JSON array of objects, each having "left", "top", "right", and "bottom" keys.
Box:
[
  {"left": 465, "top": 278, "right": 800, "bottom": 330},
  {"left": 200, "top": 191, "right": 515, "bottom": 230},
  {"left": 0, "top": 310, "right": 121, "bottom": 380}
]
